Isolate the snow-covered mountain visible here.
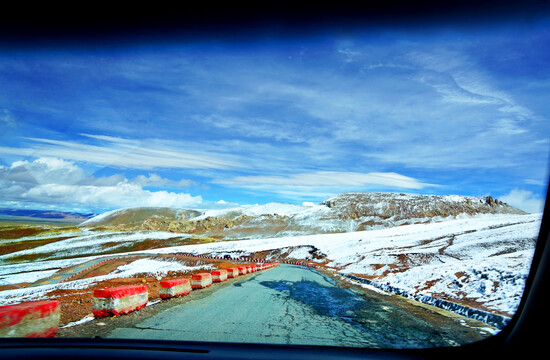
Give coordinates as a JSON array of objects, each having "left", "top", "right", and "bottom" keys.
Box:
[{"left": 81, "top": 192, "right": 527, "bottom": 240}]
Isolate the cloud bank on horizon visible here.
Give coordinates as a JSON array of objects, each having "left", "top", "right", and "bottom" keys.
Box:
[{"left": 0, "top": 21, "right": 549, "bottom": 214}]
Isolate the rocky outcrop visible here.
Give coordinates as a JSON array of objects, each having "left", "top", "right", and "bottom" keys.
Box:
[{"left": 321, "top": 193, "right": 525, "bottom": 223}]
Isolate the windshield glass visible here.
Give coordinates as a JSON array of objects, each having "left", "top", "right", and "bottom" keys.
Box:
[{"left": 1, "top": 12, "right": 549, "bottom": 348}]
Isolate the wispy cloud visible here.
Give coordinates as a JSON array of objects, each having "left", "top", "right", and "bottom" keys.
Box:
[
  {"left": 0, "top": 135, "right": 246, "bottom": 171},
  {"left": 131, "top": 174, "right": 196, "bottom": 188},
  {"left": 0, "top": 109, "right": 16, "bottom": 128},
  {"left": 406, "top": 49, "right": 534, "bottom": 122},
  {"left": 493, "top": 118, "right": 528, "bottom": 135},
  {"left": 198, "top": 114, "right": 306, "bottom": 143},
  {"left": 213, "top": 171, "right": 438, "bottom": 198}
]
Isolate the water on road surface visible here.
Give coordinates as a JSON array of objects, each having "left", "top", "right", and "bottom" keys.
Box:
[{"left": 107, "top": 265, "right": 493, "bottom": 348}]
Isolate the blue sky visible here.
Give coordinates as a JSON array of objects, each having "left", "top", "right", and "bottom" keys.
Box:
[{"left": 1, "top": 22, "right": 549, "bottom": 214}]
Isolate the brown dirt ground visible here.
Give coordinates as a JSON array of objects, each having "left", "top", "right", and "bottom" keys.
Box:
[{"left": 0, "top": 236, "right": 75, "bottom": 256}]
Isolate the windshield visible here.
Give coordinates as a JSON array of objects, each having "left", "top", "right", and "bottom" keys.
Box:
[{"left": 1, "top": 11, "right": 549, "bottom": 349}]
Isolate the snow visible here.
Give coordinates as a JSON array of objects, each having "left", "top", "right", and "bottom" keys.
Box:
[
  {"left": 286, "top": 247, "right": 313, "bottom": 259},
  {"left": 342, "top": 277, "right": 391, "bottom": 296},
  {"left": 80, "top": 208, "right": 127, "bottom": 225},
  {"left": 192, "top": 202, "right": 310, "bottom": 220},
  {"left": 0, "top": 258, "right": 212, "bottom": 305},
  {"left": 0, "top": 257, "right": 95, "bottom": 277},
  {"left": 0, "top": 269, "right": 59, "bottom": 284},
  {"left": 111, "top": 258, "right": 212, "bottom": 278},
  {"left": 60, "top": 314, "right": 95, "bottom": 328}
]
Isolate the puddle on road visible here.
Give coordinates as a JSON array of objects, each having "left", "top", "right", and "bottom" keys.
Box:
[{"left": 259, "top": 278, "right": 493, "bottom": 348}]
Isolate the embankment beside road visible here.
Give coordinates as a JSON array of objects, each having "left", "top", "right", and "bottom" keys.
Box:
[{"left": 340, "top": 273, "right": 510, "bottom": 329}]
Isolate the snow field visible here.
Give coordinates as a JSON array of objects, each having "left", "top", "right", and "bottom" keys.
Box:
[{"left": 136, "top": 213, "right": 541, "bottom": 315}]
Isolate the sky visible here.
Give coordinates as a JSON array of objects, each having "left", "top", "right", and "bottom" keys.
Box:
[{"left": 0, "top": 20, "right": 549, "bottom": 214}]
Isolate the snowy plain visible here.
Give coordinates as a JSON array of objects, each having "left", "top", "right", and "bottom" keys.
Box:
[{"left": 0, "top": 213, "right": 542, "bottom": 315}]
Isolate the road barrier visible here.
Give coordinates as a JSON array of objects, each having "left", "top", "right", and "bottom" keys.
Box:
[
  {"left": 159, "top": 278, "right": 191, "bottom": 299},
  {"left": 92, "top": 285, "right": 148, "bottom": 318},
  {"left": 282, "top": 260, "right": 317, "bottom": 268},
  {"left": 212, "top": 269, "right": 228, "bottom": 283},
  {"left": 0, "top": 300, "right": 61, "bottom": 338},
  {"left": 226, "top": 267, "right": 239, "bottom": 278},
  {"left": 191, "top": 273, "right": 213, "bottom": 289},
  {"left": 238, "top": 266, "right": 247, "bottom": 275}
]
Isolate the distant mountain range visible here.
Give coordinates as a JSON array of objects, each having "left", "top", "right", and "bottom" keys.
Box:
[
  {"left": 0, "top": 208, "right": 95, "bottom": 223},
  {"left": 81, "top": 192, "right": 527, "bottom": 239}
]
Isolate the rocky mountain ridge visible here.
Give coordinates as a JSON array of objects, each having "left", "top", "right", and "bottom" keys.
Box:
[{"left": 81, "top": 192, "right": 527, "bottom": 239}]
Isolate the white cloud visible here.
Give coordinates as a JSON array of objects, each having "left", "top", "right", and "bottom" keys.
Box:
[
  {"left": 22, "top": 183, "right": 201, "bottom": 209},
  {"left": 131, "top": 174, "right": 196, "bottom": 188},
  {"left": 500, "top": 189, "right": 545, "bottom": 214},
  {"left": 0, "top": 157, "right": 202, "bottom": 211},
  {"left": 214, "top": 171, "right": 438, "bottom": 195},
  {"left": 0, "top": 157, "right": 84, "bottom": 185}
]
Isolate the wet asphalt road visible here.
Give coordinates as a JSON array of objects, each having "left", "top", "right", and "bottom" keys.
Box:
[{"left": 106, "top": 264, "right": 494, "bottom": 348}]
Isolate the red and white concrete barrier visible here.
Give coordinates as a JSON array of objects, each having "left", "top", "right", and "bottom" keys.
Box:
[
  {"left": 212, "top": 269, "right": 228, "bottom": 283},
  {"left": 226, "top": 267, "right": 239, "bottom": 278},
  {"left": 238, "top": 266, "right": 247, "bottom": 275},
  {"left": 92, "top": 285, "right": 148, "bottom": 318},
  {"left": 191, "top": 273, "right": 212, "bottom": 289},
  {"left": 0, "top": 300, "right": 61, "bottom": 338},
  {"left": 159, "top": 278, "right": 191, "bottom": 299}
]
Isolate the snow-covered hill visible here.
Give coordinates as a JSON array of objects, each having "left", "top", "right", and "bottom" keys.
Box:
[
  {"left": 80, "top": 192, "right": 527, "bottom": 239},
  {"left": 81, "top": 207, "right": 201, "bottom": 227}
]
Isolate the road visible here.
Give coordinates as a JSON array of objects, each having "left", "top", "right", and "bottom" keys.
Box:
[
  {"left": 102, "top": 264, "right": 494, "bottom": 348},
  {"left": 31, "top": 254, "right": 160, "bottom": 287}
]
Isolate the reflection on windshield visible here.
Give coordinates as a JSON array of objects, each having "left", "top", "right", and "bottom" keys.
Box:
[{"left": 0, "top": 17, "right": 549, "bottom": 348}]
